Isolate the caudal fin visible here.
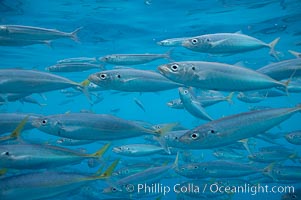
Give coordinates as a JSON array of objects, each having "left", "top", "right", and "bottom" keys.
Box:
[
  {"left": 288, "top": 50, "right": 301, "bottom": 58},
  {"left": 70, "top": 27, "right": 83, "bottom": 42},
  {"left": 268, "top": 37, "right": 280, "bottom": 60},
  {"left": 225, "top": 92, "right": 234, "bottom": 104},
  {"left": 0, "top": 116, "right": 29, "bottom": 142}
]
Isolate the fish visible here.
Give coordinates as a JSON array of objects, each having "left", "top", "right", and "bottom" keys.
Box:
[
  {"left": 100, "top": 51, "right": 171, "bottom": 65},
  {"left": 157, "top": 37, "right": 191, "bottom": 47},
  {"left": 263, "top": 164, "right": 301, "bottom": 181},
  {"left": 285, "top": 130, "right": 301, "bottom": 145},
  {"left": 46, "top": 63, "right": 105, "bottom": 72},
  {"left": 32, "top": 113, "right": 172, "bottom": 140},
  {"left": 0, "top": 113, "right": 42, "bottom": 135},
  {"left": 156, "top": 130, "right": 189, "bottom": 154},
  {"left": 288, "top": 50, "right": 301, "bottom": 58},
  {"left": 56, "top": 137, "right": 95, "bottom": 146},
  {"left": 178, "top": 87, "right": 213, "bottom": 121},
  {"left": 57, "top": 57, "right": 99, "bottom": 64},
  {"left": 175, "top": 160, "right": 259, "bottom": 178},
  {"left": 112, "top": 144, "right": 165, "bottom": 157},
  {"left": 133, "top": 98, "right": 146, "bottom": 112},
  {"left": 248, "top": 148, "right": 298, "bottom": 163},
  {"left": 0, "top": 69, "right": 89, "bottom": 94},
  {"left": 0, "top": 160, "right": 118, "bottom": 200},
  {"left": 0, "top": 36, "right": 51, "bottom": 46},
  {"left": 282, "top": 187, "right": 301, "bottom": 200},
  {"left": 103, "top": 154, "right": 178, "bottom": 196},
  {"left": 181, "top": 32, "right": 280, "bottom": 59},
  {"left": 112, "top": 163, "right": 157, "bottom": 179},
  {"left": 88, "top": 69, "right": 182, "bottom": 92},
  {"left": 0, "top": 93, "right": 32, "bottom": 104},
  {"left": 178, "top": 105, "right": 301, "bottom": 149},
  {"left": 158, "top": 61, "right": 287, "bottom": 92},
  {"left": 167, "top": 99, "right": 184, "bottom": 109},
  {"left": 213, "top": 148, "right": 246, "bottom": 160},
  {"left": 0, "top": 143, "right": 109, "bottom": 169},
  {"left": 0, "top": 25, "right": 82, "bottom": 41},
  {"left": 256, "top": 58, "right": 301, "bottom": 80}
]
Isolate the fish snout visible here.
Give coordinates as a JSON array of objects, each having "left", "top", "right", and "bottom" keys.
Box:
[
  {"left": 157, "top": 65, "right": 170, "bottom": 75},
  {"left": 31, "top": 119, "right": 42, "bottom": 128}
]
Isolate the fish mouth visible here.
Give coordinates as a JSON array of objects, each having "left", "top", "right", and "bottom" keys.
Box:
[
  {"left": 88, "top": 74, "right": 98, "bottom": 83},
  {"left": 112, "top": 147, "right": 122, "bottom": 153},
  {"left": 157, "top": 65, "right": 170, "bottom": 75},
  {"left": 31, "top": 119, "right": 41, "bottom": 128},
  {"left": 181, "top": 40, "right": 190, "bottom": 47}
]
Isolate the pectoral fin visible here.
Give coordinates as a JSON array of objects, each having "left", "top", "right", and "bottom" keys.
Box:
[{"left": 210, "top": 39, "right": 229, "bottom": 48}]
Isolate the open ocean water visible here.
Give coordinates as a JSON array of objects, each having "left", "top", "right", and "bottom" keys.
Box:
[{"left": 0, "top": 0, "right": 301, "bottom": 200}]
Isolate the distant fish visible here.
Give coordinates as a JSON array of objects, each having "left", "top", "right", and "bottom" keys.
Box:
[
  {"left": 181, "top": 32, "right": 280, "bottom": 59},
  {"left": 0, "top": 36, "right": 51, "bottom": 46},
  {"left": 285, "top": 130, "right": 301, "bottom": 145},
  {"left": 0, "top": 25, "right": 82, "bottom": 42},
  {"left": 100, "top": 51, "right": 171, "bottom": 65},
  {"left": 112, "top": 144, "right": 165, "bottom": 157},
  {"left": 178, "top": 87, "right": 213, "bottom": 121},
  {"left": 46, "top": 63, "right": 105, "bottom": 73},
  {"left": 56, "top": 137, "right": 95, "bottom": 146},
  {"left": 57, "top": 57, "right": 99, "bottom": 64},
  {"left": 133, "top": 98, "right": 146, "bottom": 112}
]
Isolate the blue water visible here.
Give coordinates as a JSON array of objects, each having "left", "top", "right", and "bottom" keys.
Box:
[{"left": 0, "top": 0, "right": 301, "bottom": 199}]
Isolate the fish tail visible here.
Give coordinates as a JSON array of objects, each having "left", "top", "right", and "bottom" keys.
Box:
[
  {"left": 263, "top": 162, "right": 277, "bottom": 180},
  {"left": 154, "top": 122, "right": 179, "bottom": 135},
  {"left": 0, "top": 168, "right": 7, "bottom": 176},
  {"left": 96, "top": 159, "right": 119, "bottom": 179},
  {"left": 90, "top": 143, "right": 110, "bottom": 158},
  {"left": 268, "top": 37, "right": 280, "bottom": 60},
  {"left": 0, "top": 116, "right": 29, "bottom": 142},
  {"left": 164, "top": 48, "right": 175, "bottom": 61},
  {"left": 288, "top": 50, "right": 301, "bottom": 58},
  {"left": 173, "top": 152, "right": 179, "bottom": 169},
  {"left": 70, "top": 27, "right": 83, "bottom": 42},
  {"left": 77, "top": 79, "right": 91, "bottom": 101},
  {"left": 225, "top": 92, "right": 234, "bottom": 104},
  {"left": 239, "top": 139, "right": 253, "bottom": 155}
]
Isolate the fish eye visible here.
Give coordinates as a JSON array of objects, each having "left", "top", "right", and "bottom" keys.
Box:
[
  {"left": 183, "top": 90, "right": 189, "bottom": 95},
  {"left": 191, "top": 66, "right": 195, "bottom": 70},
  {"left": 181, "top": 167, "right": 185, "bottom": 171},
  {"left": 116, "top": 74, "right": 121, "bottom": 78},
  {"left": 206, "top": 38, "right": 210, "bottom": 42},
  {"left": 111, "top": 187, "right": 117, "bottom": 192},
  {"left": 191, "top": 38, "right": 198, "bottom": 45},
  {"left": 292, "top": 194, "right": 297, "bottom": 199},
  {"left": 170, "top": 64, "right": 179, "bottom": 71},
  {"left": 208, "top": 129, "right": 216, "bottom": 134},
  {"left": 175, "top": 136, "right": 178, "bottom": 140},
  {"left": 99, "top": 73, "right": 107, "bottom": 80},
  {"left": 1, "top": 151, "right": 10, "bottom": 156},
  {"left": 203, "top": 167, "right": 207, "bottom": 171},
  {"left": 41, "top": 119, "right": 48, "bottom": 125},
  {"left": 194, "top": 166, "right": 198, "bottom": 169},
  {"left": 190, "top": 132, "right": 199, "bottom": 140},
  {"left": 127, "top": 147, "right": 130, "bottom": 150}
]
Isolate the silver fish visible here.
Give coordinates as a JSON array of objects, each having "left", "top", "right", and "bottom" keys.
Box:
[
  {"left": 32, "top": 113, "right": 166, "bottom": 140},
  {"left": 178, "top": 105, "right": 301, "bottom": 149},
  {"left": 57, "top": 57, "right": 99, "bottom": 64},
  {"left": 100, "top": 52, "right": 170, "bottom": 65},
  {"left": 112, "top": 144, "right": 165, "bottom": 157},
  {"left": 285, "top": 130, "right": 301, "bottom": 145},
  {"left": 46, "top": 63, "right": 104, "bottom": 72},
  {"left": 0, "top": 160, "right": 118, "bottom": 200},
  {"left": 256, "top": 58, "right": 301, "bottom": 80},
  {"left": 175, "top": 160, "right": 259, "bottom": 178},
  {"left": 0, "top": 69, "right": 88, "bottom": 94},
  {"left": 0, "top": 143, "right": 109, "bottom": 169},
  {"left": 181, "top": 32, "right": 280, "bottom": 58},
  {"left": 0, "top": 36, "right": 51, "bottom": 46},
  {"left": 56, "top": 137, "right": 95, "bottom": 146},
  {"left": 0, "top": 25, "right": 82, "bottom": 41},
  {"left": 178, "top": 87, "right": 213, "bottom": 121},
  {"left": 88, "top": 69, "right": 182, "bottom": 92},
  {"left": 158, "top": 61, "right": 286, "bottom": 92}
]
